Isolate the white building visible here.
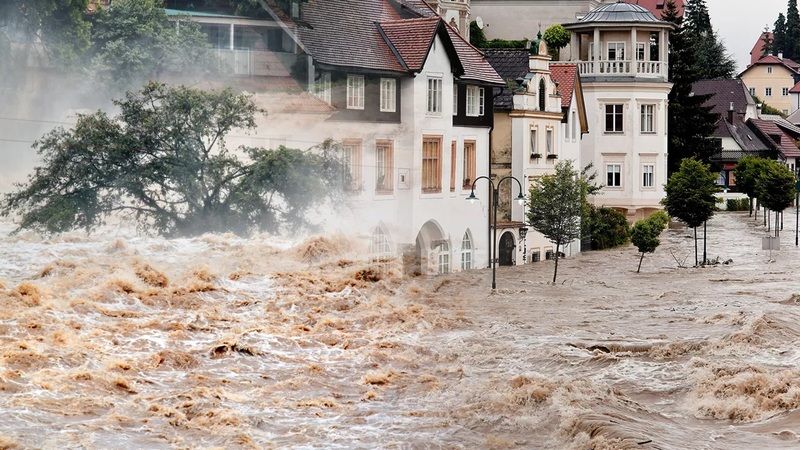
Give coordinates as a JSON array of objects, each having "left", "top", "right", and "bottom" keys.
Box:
[
  {"left": 563, "top": 2, "right": 672, "bottom": 220},
  {"left": 174, "top": 0, "right": 504, "bottom": 274}
]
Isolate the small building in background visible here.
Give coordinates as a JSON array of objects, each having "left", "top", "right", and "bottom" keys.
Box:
[{"left": 739, "top": 54, "right": 800, "bottom": 116}]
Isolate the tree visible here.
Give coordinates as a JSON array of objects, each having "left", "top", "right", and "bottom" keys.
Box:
[
  {"left": 584, "top": 206, "right": 630, "bottom": 250},
  {"left": 527, "top": 161, "right": 584, "bottom": 283},
  {"left": 733, "top": 155, "right": 770, "bottom": 216},
  {"left": 469, "top": 21, "right": 487, "bottom": 48},
  {"left": 543, "top": 24, "right": 570, "bottom": 59},
  {"left": 631, "top": 211, "right": 670, "bottom": 273},
  {"left": 0, "top": 0, "right": 92, "bottom": 66},
  {"left": 662, "top": 159, "right": 718, "bottom": 266},
  {"left": 692, "top": 30, "right": 737, "bottom": 79},
  {"left": 775, "top": 14, "right": 787, "bottom": 56},
  {"left": 1, "top": 82, "right": 344, "bottom": 237},
  {"left": 787, "top": 0, "right": 800, "bottom": 59},
  {"left": 684, "top": 0, "right": 712, "bottom": 35},
  {"left": 756, "top": 160, "right": 796, "bottom": 237},
  {"left": 663, "top": 0, "right": 720, "bottom": 175},
  {"left": 89, "top": 0, "right": 215, "bottom": 93}
]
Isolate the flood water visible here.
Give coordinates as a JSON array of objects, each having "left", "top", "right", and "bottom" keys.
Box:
[{"left": 1, "top": 211, "right": 799, "bottom": 449}]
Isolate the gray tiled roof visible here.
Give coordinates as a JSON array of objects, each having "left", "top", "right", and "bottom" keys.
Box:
[
  {"left": 572, "top": 1, "right": 663, "bottom": 24},
  {"left": 484, "top": 49, "right": 529, "bottom": 110}
]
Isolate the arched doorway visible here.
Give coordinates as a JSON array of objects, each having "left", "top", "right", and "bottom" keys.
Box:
[
  {"left": 499, "top": 232, "right": 516, "bottom": 266},
  {"left": 410, "top": 220, "right": 448, "bottom": 275}
]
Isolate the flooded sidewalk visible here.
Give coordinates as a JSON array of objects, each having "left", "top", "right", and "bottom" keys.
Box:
[{"left": 1, "top": 212, "right": 799, "bottom": 449}]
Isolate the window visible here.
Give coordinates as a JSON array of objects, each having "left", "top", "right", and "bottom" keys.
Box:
[
  {"left": 342, "top": 140, "right": 362, "bottom": 190},
  {"left": 461, "top": 232, "right": 473, "bottom": 270},
  {"left": 450, "top": 140, "right": 457, "bottom": 191},
  {"left": 607, "top": 164, "right": 622, "bottom": 187},
  {"left": 531, "top": 250, "right": 541, "bottom": 262},
  {"left": 539, "top": 78, "right": 546, "bottom": 111},
  {"left": 766, "top": 87, "right": 773, "bottom": 97},
  {"left": 370, "top": 228, "right": 392, "bottom": 258},
  {"left": 530, "top": 128, "right": 538, "bottom": 156},
  {"left": 588, "top": 42, "right": 595, "bottom": 60},
  {"left": 546, "top": 129, "right": 554, "bottom": 155},
  {"left": 749, "top": 87, "right": 756, "bottom": 96},
  {"left": 605, "top": 104, "right": 624, "bottom": 133},
  {"left": 453, "top": 85, "right": 458, "bottom": 116},
  {"left": 427, "top": 77, "right": 442, "bottom": 114},
  {"left": 466, "top": 86, "right": 484, "bottom": 116},
  {"left": 422, "top": 136, "right": 442, "bottom": 193},
  {"left": 636, "top": 42, "right": 646, "bottom": 61},
  {"left": 375, "top": 140, "right": 393, "bottom": 193},
  {"left": 346, "top": 75, "right": 365, "bottom": 109},
  {"left": 380, "top": 78, "right": 396, "bottom": 112},
  {"left": 314, "top": 72, "right": 331, "bottom": 104},
  {"left": 290, "top": 0, "right": 300, "bottom": 18},
  {"left": 642, "top": 164, "right": 655, "bottom": 188},
  {"left": 641, "top": 104, "right": 655, "bottom": 133},
  {"left": 607, "top": 42, "right": 625, "bottom": 61},
  {"left": 463, "top": 141, "right": 476, "bottom": 188},
  {"left": 768, "top": 66, "right": 773, "bottom": 74},
  {"left": 783, "top": 87, "right": 790, "bottom": 96},
  {"left": 545, "top": 249, "right": 554, "bottom": 260},
  {"left": 436, "top": 242, "right": 450, "bottom": 274}
]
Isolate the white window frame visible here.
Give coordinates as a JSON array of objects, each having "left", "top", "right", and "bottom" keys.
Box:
[
  {"left": 379, "top": 78, "right": 396, "bottom": 112},
  {"left": 346, "top": 74, "right": 365, "bottom": 110},
  {"left": 640, "top": 104, "right": 655, "bottom": 134},
  {"left": 783, "top": 87, "right": 790, "bottom": 96},
  {"left": 314, "top": 71, "right": 331, "bottom": 104},
  {"left": 607, "top": 42, "right": 625, "bottom": 61},
  {"left": 588, "top": 42, "right": 595, "bottom": 61},
  {"left": 766, "top": 87, "right": 773, "bottom": 97},
  {"left": 436, "top": 242, "right": 450, "bottom": 274},
  {"left": 749, "top": 87, "right": 756, "bottom": 96},
  {"left": 466, "top": 85, "right": 485, "bottom": 117},
  {"left": 571, "top": 111, "right": 577, "bottom": 141},
  {"left": 427, "top": 77, "right": 443, "bottom": 114},
  {"left": 605, "top": 104, "right": 624, "bottom": 133},
  {"left": 452, "top": 85, "right": 458, "bottom": 116},
  {"left": 642, "top": 164, "right": 655, "bottom": 188},
  {"left": 460, "top": 232, "right": 473, "bottom": 270},
  {"left": 546, "top": 128, "right": 554, "bottom": 155},
  {"left": 370, "top": 229, "right": 392, "bottom": 258},
  {"left": 768, "top": 66, "right": 773, "bottom": 74},
  {"left": 606, "top": 163, "right": 622, "bottom": 188},
  {"left": 636, "top": 42, "right": 646, "bottom": 61},
  {"left": 530, "top": 127, "right": 538, "bottom": 156}
]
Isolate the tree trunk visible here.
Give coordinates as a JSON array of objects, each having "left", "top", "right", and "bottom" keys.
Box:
[
  {"left": 767, "top": 210, "right": 771, "bottom": 231},
  {"left": 749, "top": 196, "right": 753, "bottom": 216},
  {"left": 694, "top": 227, "right": 698, "bottom": 267},
  {"left": 755, "top": 199, "right": 759, "bottom": 220},
  {"left": 637, "top": 252, "right": 645, "bottom": 273},
  {"left": 552, "top": 243, "right": 560, "bottom": 284},
  {"left": 776, "top": 211, "right": 780, "bottom": 238},
  {"left": 703, "top": 221, "right": 707, "bottom": 265}
]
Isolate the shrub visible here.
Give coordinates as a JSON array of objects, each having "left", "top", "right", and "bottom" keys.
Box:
[
  {"left": 585, "top": 206, "right": 630, "bottom": 250},
  {"left": 725, "top": 198, "right": 749, "bottom": 211}
]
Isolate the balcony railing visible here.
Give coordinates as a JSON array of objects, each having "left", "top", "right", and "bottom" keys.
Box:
[
  {"left": 576, "top": 60, "right": 667, "bottom": 79},
  {"left": 216, "top": 48, "right": 292, "bottom": 77}
]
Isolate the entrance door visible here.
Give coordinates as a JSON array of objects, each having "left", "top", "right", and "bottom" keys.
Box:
[{"left": 499, "top": 232, "right": 516, "bottom": 266}]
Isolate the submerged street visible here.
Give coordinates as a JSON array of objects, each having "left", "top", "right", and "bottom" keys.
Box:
[{"left": 1, "top": 212, "right": 799, "bottom": 449}]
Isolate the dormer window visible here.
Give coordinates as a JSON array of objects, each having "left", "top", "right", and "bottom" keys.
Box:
[{"left": 347, "top": 75, "right": 365, "bottom": 110}]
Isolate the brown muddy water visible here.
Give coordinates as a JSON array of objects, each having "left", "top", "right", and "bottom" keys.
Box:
[{"left": 1, "top": 212, "right": 799, "bottom": 449}]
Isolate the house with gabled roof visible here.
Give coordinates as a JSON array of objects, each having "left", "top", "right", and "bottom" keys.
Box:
[
  {"left": 739, "top": 54, "right": 800, "bottom": 116},
  {"left": 169, "top": 0, "right": 504, "bottom": 274}
]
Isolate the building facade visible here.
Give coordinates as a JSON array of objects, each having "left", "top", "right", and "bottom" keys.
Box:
[{"left": 739, "top": 55, "right": 800, "bottom": 116}]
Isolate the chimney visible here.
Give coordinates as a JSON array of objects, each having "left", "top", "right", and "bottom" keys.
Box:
[
  {"left": 727, "top": 102, "right": 735, "bottom": 124},
  {"left": 779, "top": 52, "right": 784, "bottom": 60}
]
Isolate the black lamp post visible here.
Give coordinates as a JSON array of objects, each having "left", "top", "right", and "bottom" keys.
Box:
[{"left": 467, "top": 176, "right": 526, "bottom": 290}]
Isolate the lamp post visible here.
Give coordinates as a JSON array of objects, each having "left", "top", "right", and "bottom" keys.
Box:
[{"left": 467, "top": 176, "right": 526, "bottom": 290}]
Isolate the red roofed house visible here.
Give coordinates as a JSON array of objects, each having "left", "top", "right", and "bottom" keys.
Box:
[{"left": 740, "top": 52, "right": 800, "bottom": 115}]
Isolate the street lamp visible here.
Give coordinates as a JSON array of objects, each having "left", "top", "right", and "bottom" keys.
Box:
[{"left": 467, "top": 175, "right": 526, "bottom": 290}]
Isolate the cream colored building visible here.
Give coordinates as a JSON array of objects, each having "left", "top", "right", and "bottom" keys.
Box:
[{"left": 739, "top": 55, "right": 800, "bottom": 116}]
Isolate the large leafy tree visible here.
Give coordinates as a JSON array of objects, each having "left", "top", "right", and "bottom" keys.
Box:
[
  {"left": 0, "top": 0, "right": 92, "bottom": 66},
  {"left": 756, "top": 160, "right": 796, "bottom": 237},
  {"left": 89, "top": 0, "right": 215, "bottom": 93},
  {"left": 663, "top": 0, "right": 719, "bottom": 175},
  {"left": 662, "top": 158, "right": 718, "bottom": 266},
  {"left": 527, "top": 161, "right": 585, "bottom": 283},
  {"left": 1, "top": 83, "right": 344, "bottom": 237}
]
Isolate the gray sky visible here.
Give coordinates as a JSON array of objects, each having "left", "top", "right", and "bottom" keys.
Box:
[{"left": 707, "top": 0, "right": 786, "bottom": 73}]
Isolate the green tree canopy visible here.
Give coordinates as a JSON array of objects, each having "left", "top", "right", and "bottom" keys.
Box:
[
  {"left": 733, "top": 155, "right": 770, "bottom": 215},
  {"left": 631, "top": 211, "right": 670, "bottom": 272},
  {"left": 1, "top": 82, "right": 344, "bottom": 237},
  {"left": 662, "top": 158, "right": 718, "bottom": 265},
  {"left": 543, "top": 24, "right": 570, "bottom": 58},
  {"left": 89, "top": 0, "right": 216, "bottom": 92},
  {"left": 774, "top": 14, "right": 786, "bottom": 56},
  {"left": 527, "top": 160, "right": 585, "bottom": 283},
  {"left": 788, "top": 0, "right": 800, "bottom": 59},
  {"left": 756, "top": 160, "right": 796, "bottom": 213}
]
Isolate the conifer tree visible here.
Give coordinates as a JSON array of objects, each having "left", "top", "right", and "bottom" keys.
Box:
[
  {"left": 683, "top": 0, "right": 735, "bottom": 78},
  {"left": 787, "top": 0, "right": 800, "bottom": 59},
  {"left": 662, "top": 0, "right": 719, "bottom": 175},
  {"left": 684, "top": 0, "right": 712, "bottom": 35},
  {"left": 774, "top": 14, "right": 787, "bottom": 56}
]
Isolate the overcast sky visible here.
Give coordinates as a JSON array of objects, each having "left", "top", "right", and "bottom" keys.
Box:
[{"left": 707, "top": 0, "right": 787, "bottom": 73}]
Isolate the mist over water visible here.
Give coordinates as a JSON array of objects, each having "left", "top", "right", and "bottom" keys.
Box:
[{"left": 1, "top": 212, "right": 799, "bottom": 448}]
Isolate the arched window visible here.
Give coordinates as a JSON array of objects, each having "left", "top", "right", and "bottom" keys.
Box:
[
  {"left": 461, "top": 231, "right": 473, "bottom": 270},
  {"left": 370, "top": 227, "right": 392, "bottom": 258},
  {"left": 538, "top": 78, "right": 546, "bottom": 111},
  {"left": 435, "top": 241, "right": 450, "bottom": 274}
]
